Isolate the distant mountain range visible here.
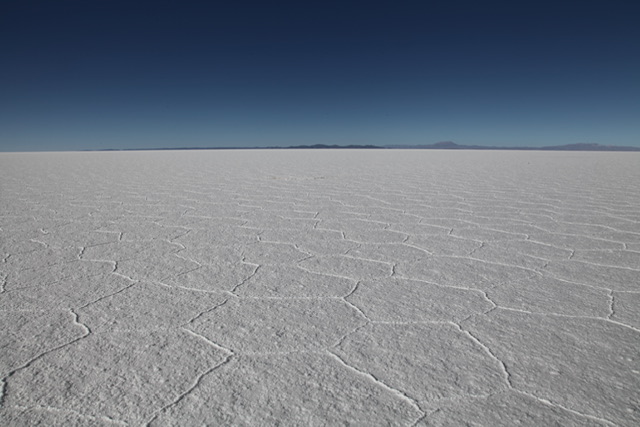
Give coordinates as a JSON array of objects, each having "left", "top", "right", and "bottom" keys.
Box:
[
  {"left": 95, "top": 142, "right": 640, "bottom": 152},
  {"left": 383, "top": 142, "right": 640, "bottom": 151}
]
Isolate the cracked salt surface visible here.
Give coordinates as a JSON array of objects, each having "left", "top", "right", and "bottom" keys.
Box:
[{"left": 1, "top": 150, "right": 639, "bottom": 426}]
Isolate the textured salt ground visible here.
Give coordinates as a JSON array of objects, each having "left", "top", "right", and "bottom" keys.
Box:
[{"left": 1, "top": 149, "right": 639, "bottom": 426}]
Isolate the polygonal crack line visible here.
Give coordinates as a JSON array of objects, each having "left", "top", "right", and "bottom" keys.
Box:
[
  {"left": 607, "top": 290, "right": 615, "bottom": 320},
  {"left": 76, "top": 246, "right": 87, "bottom": 259},
  {"left": 181, "top": 328, "right": 235, "bottom": 355},
  {"left": 409, "top": 411, "right": 430, "bottom": 427},
  {"left": 167, "top": 224, "right": 191, "bottom": 239},
  {"left": 331, "top": 318, "right": 371, "bottom": 351},
  {"left": 338, "top": 254, "right": 396, "bottom": 271},
  {"left": 555, "top": 220, "right": 623, "bottom": 233},
  {"left": 165, "top": 226, "right": 192, "bottom": 242},
  {"left": 451, "top": 322, "right": 513, "bottom": 390},
  {"left": 391, "top": 263, "right": 399, "bottom": 277},
  {"left": 228, "top": 263, "right": 261, "bottom": 295},
  {"left": 152, "top": 279, "right": 222, "bottom": 295},
  {"left": 512, "top": 389, "right": 617, "bottom": 427},
  {"left": 292, "top": 242, "right": 315, "bottom": 259},
  {"left": 169, "top": 238, "right": 187, "bottom": 251},
  {"left": 70, "top": 308, "right": 92, "bottom": 336},
  {"left": 29, "top": 238, "right": 49, "bottom": 248},
  {"left": 342, "top": 279, "right": 362, "bottom": 300},
  {"left": 172, "top": 252, "right": 201, "bottom": 268},
  {"left": 480, "top": 289, "right": 499, "bottom": 312},
  {"left": 534, "top": 270, "right": 617, "bottom": 293},
  {"left": 461, "top": 255, "right": 542, "bottom": 277},
  {"left": 164, "top": 258, "right": 204, "bottom": 279},
  {"left": 256, "top": 237, "right": 296, "bottom": 246},
  {"left": 1, "top": 310, "right": 93, "bottom": 408},
  {"left": 111, "top": 260, "right": 123, "bottom": 275},
  {"left": 366, "top": 321, "right": 464, "bottom": 329},
  {"left": 549, "top": 234, "right": 627, "bottom": 251},
  {"left": 416, "top": 390, "right": 514, "bottom": 423},
  {"left": 457, "top": 303, "right": 499, "bottom": 325},
  {"left": 326, "top": 351, "right": 425, "bottom": 421},
  {"left": 76, "top": 281, "right": 138, "bottom": 311},
  {"left": 67, "top": 258, "right": 117, "bottom": 275},
  {"left": 0, "top": 377, "right": 5, "bottom": 408},
  {"left": 296, "top": 254, "right": 315, "bottom": 264},
  {"left": 565, "top": 259, "right": 640, "bottom": 272},
  {"left": 392, "top": 273, "right": 498, "bottom": 306},
  {"left": 294, "top": 264, "right": 361, "bottom": 283},
  {"left": 427, "top": 386, "right": 506, "bottom": 404},
  {"left": 342, "top": 242, "right": 362, "bottom": 256},
  {"left": 144, "top": 352, "right": 234, "bottom": 427},
  {"left": 400, "top": 242, "right": 433, "bottom": 257},
  {"left": 238, "top": 349, "right": 331, "bottom": 357},
  {"left": 466, "top": 240, "right": 486, "bottom": 257},
  {"left": 491, "top": 305, "right": 640, "bottom": 333},
  {"left": 178, "top": 206, "right": 195, "bottom": 218},
  {"left": 109, "top": 268, "right": 137, "bottom": 283},
  {"left": 606, "top": 319, "right": 640, "bottom": 334},
  {"left": 183, "top": 298, "right": 231, "bottom": 326},
  {"left": 341, "top": 294, "right": 373, "bottom": 325}
]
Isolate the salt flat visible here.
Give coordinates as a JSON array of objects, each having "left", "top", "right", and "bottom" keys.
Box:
[{"left": 1, "top": 149, "right": 639, "bottom": 426}]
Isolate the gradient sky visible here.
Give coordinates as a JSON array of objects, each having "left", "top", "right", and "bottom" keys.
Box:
[{"left": 1, "top": 0, "right": 639, "bottom": 151}]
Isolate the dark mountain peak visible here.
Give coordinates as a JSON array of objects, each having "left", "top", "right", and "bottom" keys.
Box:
[
  {"left": 431, "top": 141, "right": 460, "bottom": 148},
  {"left": 539, "top": 143, "right": 640, "bottom": 151}
]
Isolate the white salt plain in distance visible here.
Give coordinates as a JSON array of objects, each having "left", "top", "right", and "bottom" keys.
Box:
[{"left": 0, "top": 149, "right": 639, "bottom": 426}]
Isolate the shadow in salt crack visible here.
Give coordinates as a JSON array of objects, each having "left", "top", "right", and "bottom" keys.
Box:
[
  {"left": 333, "top": 323, "right": 507, "bottom": 404},
  {"left": 462, "top": 309, "right": 640, "bottom": 426},
  {"left": 77, "top": 282, "right": 227, "bottom": 332},
  {"left": 422, "top": 390, "right": 609, "bottom": 426},
  {"left": 347, "top": 277, "right": 493, "bottom": 323},
  {"left": 235, "top": 264, "right": 354, "bottom": 298},
  {"left": 4, "top": 328, "right": 228, "bottom": 425},
  {"left": 396, "top": 256, "right": 535, "bottom": 290},
  {"left": 0, "top": 310, "right": 86, "bottom": 377},
  {"left": 298, "top": 255, "right": 392, "bottom": 281},
  {"left": 149, "top": 352, "right": 422, "bottom": 426},
  {"left": 543, "top": 260, "right": 640, "bottom": 292},
  {"left": 189, "top": 297, "right": 367, "bottom": 353}
]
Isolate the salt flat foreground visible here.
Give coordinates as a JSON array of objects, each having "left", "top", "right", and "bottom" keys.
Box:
[{"left": 0, "top": 150, "right": 639, "bottom": 426}]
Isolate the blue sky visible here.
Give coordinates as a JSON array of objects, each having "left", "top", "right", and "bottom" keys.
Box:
[{"left": 1, "top": 0, "right": 639, "bottom": 151}]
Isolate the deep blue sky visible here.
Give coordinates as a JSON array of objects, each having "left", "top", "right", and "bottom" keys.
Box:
[{"left": 1, "top": 0, "right": 639, "bottom": 151}]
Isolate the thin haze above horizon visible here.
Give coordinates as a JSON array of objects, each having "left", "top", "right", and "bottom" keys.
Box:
[{"left": 1, "top": 0, "right": 639, "bottom": 152}]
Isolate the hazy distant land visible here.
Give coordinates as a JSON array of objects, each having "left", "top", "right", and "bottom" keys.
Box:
[{"left": 92, "top": 142, "right": 640, "bottom": 152}]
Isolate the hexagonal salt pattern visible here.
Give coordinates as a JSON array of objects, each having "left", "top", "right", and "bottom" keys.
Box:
[{"left": 1, "top": 150, "right": 639, "bottom": 425}]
